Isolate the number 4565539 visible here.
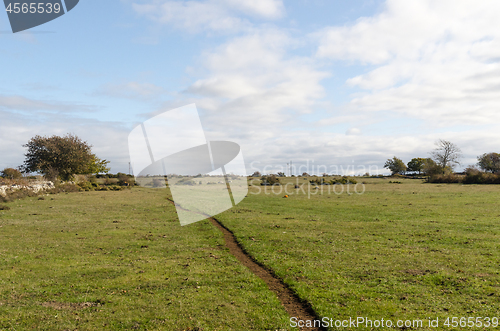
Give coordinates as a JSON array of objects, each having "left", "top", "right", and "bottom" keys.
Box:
[
  {"left": 6, "top": 2, "right": 62, "bottom": 14},
  {"left": 444, "top": 317, "right": 499, "bottom": 328}
]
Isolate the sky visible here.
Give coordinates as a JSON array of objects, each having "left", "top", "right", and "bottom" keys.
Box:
[{"left": 1, "top": 0, "right": 500, "bottom": 175}]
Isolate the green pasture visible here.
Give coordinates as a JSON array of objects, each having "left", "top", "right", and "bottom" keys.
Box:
[
  {"left": 217, "top": 177, "right": 500, "bottom": 330},
  {"left": 0, "top": 188, "right": 289, "bottom": 330},
  {"left": 0, "top": 177, "right": 499, "bottom": 330}
]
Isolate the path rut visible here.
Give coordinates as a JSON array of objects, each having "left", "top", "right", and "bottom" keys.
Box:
[{"left": 167, "top": 198, "right": 326, "bottom": 331}]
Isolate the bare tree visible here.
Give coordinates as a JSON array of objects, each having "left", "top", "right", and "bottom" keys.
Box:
[{"left": 430, "top": 139, "right": 462, "bottom": 173}]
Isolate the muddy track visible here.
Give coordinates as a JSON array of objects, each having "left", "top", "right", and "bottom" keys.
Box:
[{"left": 167, "top": 198, "right": 326, "bottom": 331}]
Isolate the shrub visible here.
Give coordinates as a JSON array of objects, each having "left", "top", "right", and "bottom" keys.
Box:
[
  {"left": 152, "top": 178, "right": 165, "bottom": 187},
  {"left": 310, "top": 178, "right": 331, "bottom": 185},
  {"left": 1, "top": 168, "right": 23, "bottom": 180},
  {"left": 463, "top": 167, "right": 500, "bottom": 184},
  {"left": 175, "top": 178, "right": 196, "bottom": 186},
  {"left": 330, "top": 176, "right": 357, "bottom": 184},
  {"left": 108, "top": 185, "right": 123, "bottom": 191},
  {"left": 117, "top": 173, "right": 134, "bottom": 186},
  {"left": 427, "top": 174, "right": 462, "bottom": 183},
  {"left": 261, "top": 175, "right": 280, "bottom": 185},
  {"left": 77, "top": 181, "right": 94, "bottom": 191}
]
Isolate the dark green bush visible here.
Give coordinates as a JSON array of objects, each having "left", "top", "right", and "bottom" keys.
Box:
[
  {"left": 175, "top": 178, "right": 196, "bottom": 186},
  {"left": 463, "top": 168, "right": 500, "bottom": 184},
  {"left": 330, "top": 176, "right": 357, "bottom": 184},
  {"left": 261, "top": 175, "right": 280, "bottom": 185},
  {"left": 427, "top": 174, "right": 462, "bottom": 183},
  {"left": 77, "top": 181, "right": 94, "bottom": 191}
]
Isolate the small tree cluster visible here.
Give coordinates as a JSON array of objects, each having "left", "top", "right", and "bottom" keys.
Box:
[{"left": 386, "top": 140, "right": 463, "bottom": 176}]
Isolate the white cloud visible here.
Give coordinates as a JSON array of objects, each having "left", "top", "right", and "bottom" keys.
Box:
[
  {"left": 346, "top": 127, "right": 361, "bottom": 136},
  {"left": 218, "top": 0, "right": 284, "bottom": 19},
  {"left": 315, "top": 0, "right": 500, "bottom": 129},
  {"left": 181, "top": 30, "right": 329, "bottom": 141},
  {"left": 131, "top": 0, "right": 284, "bottom": 33},
  {"left": 0, "top": 109, "right": 132, "bottom": 173}
]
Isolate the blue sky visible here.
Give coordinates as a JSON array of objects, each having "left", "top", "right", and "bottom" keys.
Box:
[{"left": 2, "top": 0, "right": 500, "bottom": 175}]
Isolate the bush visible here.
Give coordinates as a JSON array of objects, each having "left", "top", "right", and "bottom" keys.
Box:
[
  {"left": 330, "top": 176, "right": 357, "bottom": 185},
  {"left": 152, "top": 178, "right": 165, "bottom": 187},
  {"left": 117, "top": 173, "right": 134, "bottom": 186},
  {"left": 175, "top": 178, "right": 196, "bottom": 186},
  {"left": 427, "top": 174, "right": 462, "bottom": 183},
  {"left": 76, "top": 181, "right": 93, "bottom": 191},
  {"left": 261, "top": 175, "right": 280, "bottom": 185},
  {"left": 1, "top": 168, "right": 22, "bottom": 180},
  {"left": 463, "top": 167, "right": 500, "bottom": 184},
  {"left": 108, "top": 185, "right": 123, "bottom": 191}
]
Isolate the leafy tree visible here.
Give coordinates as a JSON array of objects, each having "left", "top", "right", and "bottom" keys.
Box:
[
  {"left": 430, "top": 139, "right": 462, "bottom": 173},
  {"left": 87, "top": 155, "right": 111, "bottom": 175},
  {"left": 384, "top": 157, "right": 407, "bottom": 175},
  {"left": 422, "top": 158, "right": 447, "bottom": 176},
  {"left": 1, "top": 168, "right": 22, "bottom": 179},
  {"left": 477, "top": 152, "right": 500, "bottom": 173},
  {"left": 277, "top": 172, "right": 286, "bottom": 177},
  {"left": 251, "top": 171, "right": 261, "bottom": 177},
  {"left": 21, "top": 133, "right": 110, "bottom": 181},
  {"left": 407, "top": 158, "right": 426, "bottom": 174}
]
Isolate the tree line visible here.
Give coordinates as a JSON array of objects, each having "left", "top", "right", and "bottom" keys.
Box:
[{"left": 384, "top": 139, "right": 500, "bottom": 176}]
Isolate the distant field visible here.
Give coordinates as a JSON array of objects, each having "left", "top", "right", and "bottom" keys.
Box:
[
  {"left": 1, "top": 178, "right": 499, "bottom": 330},
  {"left": 217, "top": 177, "right": 500, "bottom": 330}
]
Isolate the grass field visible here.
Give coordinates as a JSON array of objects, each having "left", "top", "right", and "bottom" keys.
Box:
[
  {"left": 217, "top": 177, "right": 500, "bottom": 330},
  {"left": 1, "top": 178, "right": 499, "bottom": 330},
  {"left": 0, "top": 188, "right": 290, "bottom": 330}
]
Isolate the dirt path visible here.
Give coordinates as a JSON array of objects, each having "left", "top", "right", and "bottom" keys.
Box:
[{"left": 167, "top": 198, "right": 326, "bottom": 331}]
